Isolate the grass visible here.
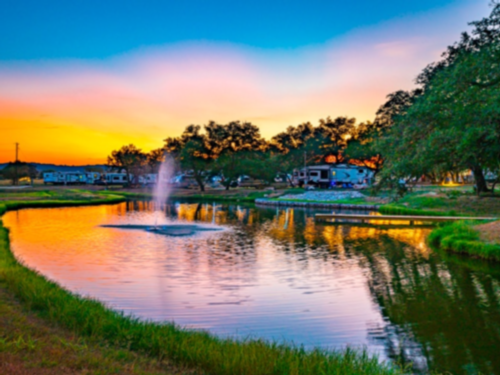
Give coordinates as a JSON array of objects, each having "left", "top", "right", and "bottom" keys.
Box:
[
  {"left": 428, "top": 221, "right": 500, "bottom": 261},
  {"left": 269, "top": 197, "right": 376, "bottom": 205},
  {"left": 379, "top": 204, "right": 459, "bottom": 217},
  {"left": 0, "top": 286, "right": 183, "bottom": 375},
  {"left": 0, "top": 195, "right": 406, "bottom": 375},
  {"left": 101, "top": 190, "right": 270, "bottom": 203}
]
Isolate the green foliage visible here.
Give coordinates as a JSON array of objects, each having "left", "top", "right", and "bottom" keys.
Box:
[
  {"left": 379, "top": 205, "right": 457, "bottom": 217},
  {"left": 374, "top": 5, "right": 500, "bottom": 194},
  {"left": 1, "top": 162, "right": 38, "bottom": 185},
  {"left": 443, "top": 190, "right": 462, "bottom": 199},
  {"left": 107, "top": 144, "right": 148, "bottom": 185},
  {"left": 429, "top": 221, "right": 500, "bottom": 261}
]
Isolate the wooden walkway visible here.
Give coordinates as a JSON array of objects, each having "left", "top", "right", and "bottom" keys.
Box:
[{"left": 315, "top": 213, "right": 497, "bottom": 225}]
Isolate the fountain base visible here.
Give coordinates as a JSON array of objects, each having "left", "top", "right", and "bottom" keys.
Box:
[{"left": 101, "top": 224, "right": 222, "bottom": 237}]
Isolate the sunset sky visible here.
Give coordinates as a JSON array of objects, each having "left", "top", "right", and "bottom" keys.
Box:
[{"left": 0, "top": 0, "right": 492, "bottom": 165}]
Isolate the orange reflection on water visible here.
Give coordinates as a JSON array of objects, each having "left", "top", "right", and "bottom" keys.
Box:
[{"left": 2, "top": 202, "right": 433, "bottom": 356}]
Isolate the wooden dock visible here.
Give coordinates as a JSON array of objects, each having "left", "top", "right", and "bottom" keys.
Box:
[{"left": 315, "top": 213, "right": 497, "bottom": 225}]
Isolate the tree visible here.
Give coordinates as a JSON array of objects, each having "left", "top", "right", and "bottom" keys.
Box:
[
  {"left": 85, "top": 166, "right": 104, "bottom": 173},
  {"left": 107, "top": 144, "right": 147, "bottom": 185},
  {"left": 146, "top": 148, "right": 166, "bottom": 174},
  {"left": 165, "top": 125, "right": 213, "bottom": 191},
  {"left": 206, "top": 121, "right": 265, "bottom": 190},
  {"left": 374, "top": 3, "right": 500, "bottom": 194},
  {"left": 344, "top": 121, "right": 384, "bottom": 173},
  {"left": 1, "top": 162, "right": 38, "bottom": 185}
]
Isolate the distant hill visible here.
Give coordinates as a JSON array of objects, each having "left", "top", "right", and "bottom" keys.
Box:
[{"left": 0, "top": 163, "right": 107, "bottom": 172}]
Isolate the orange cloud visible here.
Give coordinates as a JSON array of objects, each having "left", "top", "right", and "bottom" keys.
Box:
[{"left": 0, "top": 1, "right": 489, "bottom": 164}]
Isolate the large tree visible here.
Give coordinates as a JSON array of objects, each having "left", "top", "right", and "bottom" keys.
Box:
[
  {"left": 207, "top": 121, "right": 265, "bottom": 189},
  {"left": 107, "top": 144, "right": 147, "bottom": 185},
  {"left": 375, "top": 3, "right": 500, "bottom": 193},
  {"left": 1, "top": 162, "right": 38, "bottom": 186},
  {"left": 164, "top": 125, "right": 214, "bottom": 191}
]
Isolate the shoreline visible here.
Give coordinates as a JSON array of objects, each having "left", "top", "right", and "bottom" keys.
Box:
[{"left": 255, "top": 198, "right": 379, "bottom": 210}]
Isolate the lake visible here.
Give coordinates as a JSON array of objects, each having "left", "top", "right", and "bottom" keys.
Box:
[{"left": 4, "top": 201, "right": 500, "bottom": 374}]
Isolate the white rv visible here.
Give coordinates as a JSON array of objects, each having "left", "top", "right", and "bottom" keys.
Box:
[
  {"left": 139, "top": 174, "right": 158, "bottom": 185},
  {"left": 43, "top": 172, "right": 65, "bottom": 185},
  {"left": 331, "top": 164, "right": 374, "bottom": 185},
  {"left": 85, "top": 172, "right": 101, "bottom": 184},
  {"left": 105, "top": 173, "right": 128, "bottom": 185},
  {"left": 43, "top": 171, "right": 87, "bottom": 185},
  {"left": 293, "top": 164, "right": 374, "bottom": 188}
]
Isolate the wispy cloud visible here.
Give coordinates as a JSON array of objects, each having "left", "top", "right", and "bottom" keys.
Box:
[{"left": 0, "top": 0, "right": 490, "bottom": 164}]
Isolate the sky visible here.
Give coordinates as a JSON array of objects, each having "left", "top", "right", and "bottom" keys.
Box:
[{"left": 0, "top": 0, "right": 493, "bottom": 164}]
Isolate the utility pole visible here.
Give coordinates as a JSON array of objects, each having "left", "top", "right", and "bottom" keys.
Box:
[{"left": 14, "top": 142, "right": 19, "bottom": 186}]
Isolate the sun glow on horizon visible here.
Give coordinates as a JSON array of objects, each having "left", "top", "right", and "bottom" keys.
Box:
[{"left": 0, "top": 1, "right": 489, "bottom": 165}]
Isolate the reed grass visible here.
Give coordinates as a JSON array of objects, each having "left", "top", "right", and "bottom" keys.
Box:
[
  {"left": 0, "top": 198, "right": 406, "bottom": 375},
  {"left": 379, "top": 204, "right": 458, "bottom": 217},
  {"left": 428, "top": 221, "right": 500, "bottom": 261}
]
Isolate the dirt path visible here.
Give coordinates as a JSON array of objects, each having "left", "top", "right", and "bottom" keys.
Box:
[{"left": 476, "top": 221, "right": 500, "bottom": 244}]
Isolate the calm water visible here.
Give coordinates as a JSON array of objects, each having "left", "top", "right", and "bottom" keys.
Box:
[{"left": 4, "top": 202, "right": 500, "bottom": 374}]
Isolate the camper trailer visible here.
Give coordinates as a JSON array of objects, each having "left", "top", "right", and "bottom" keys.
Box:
[
  {"left": 43, "top": 171, "right": 88, "bottom": 185},
  {"left": 293, "top": 164, "right": 374, "bottom": 188},
  {"left": 330, "top": 164, "right": 374, "bottom": 185},
  {"left": 105, "top": 173, "right": 128, "bottom": 185},
  {"left": 43, "top": 172, "right": 65, "bottom": 185},
  {"left": 85, "top": 172, "right": 101, "bottom": 184}
]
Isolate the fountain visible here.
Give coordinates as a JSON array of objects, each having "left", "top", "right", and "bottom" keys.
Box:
[{"left": 102, "top": 155, "right": 222, "bottom": 237}]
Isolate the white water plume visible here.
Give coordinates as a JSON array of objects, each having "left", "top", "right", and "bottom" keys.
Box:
[{"left": 153, "top": 155, "right": 175, "bottom": 226}]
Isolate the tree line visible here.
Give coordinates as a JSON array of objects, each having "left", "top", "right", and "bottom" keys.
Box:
[
  {"left": 109, "top": 117, "right": 383, "bottom": 191},
  {"left": 108, "top": 3, "right": 500, "bottom": 193}
]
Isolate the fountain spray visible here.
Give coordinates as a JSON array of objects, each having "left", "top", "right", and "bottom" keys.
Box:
[{"left": 153, "top": 154, "right": 175, "bottom": 229}]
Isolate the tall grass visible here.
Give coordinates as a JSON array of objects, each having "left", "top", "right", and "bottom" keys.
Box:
[
  {"left": 428, "top": 221, "right": 500, "bottom": 261},
  {"left": 0, "top": 198, "right": 405, "bottom": 375},
  {"left": 379, "top": 204, "right": 458, "bottom": 217}
]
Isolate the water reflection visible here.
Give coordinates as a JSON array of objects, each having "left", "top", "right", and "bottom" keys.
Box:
[{"left": 4, "top": 202, "right": 500, "bottom": 374}]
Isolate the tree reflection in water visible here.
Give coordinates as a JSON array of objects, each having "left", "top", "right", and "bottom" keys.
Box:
[
  {"left": 258, "top": 205, "right": 500, "bottom": 375},
  {"left": 158, "top": 202, "right": 500, "bottom": 374}
]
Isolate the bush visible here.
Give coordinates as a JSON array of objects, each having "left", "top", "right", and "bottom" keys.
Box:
[{"left": 429, "top": 221, "right": 500, "bottom": 261}]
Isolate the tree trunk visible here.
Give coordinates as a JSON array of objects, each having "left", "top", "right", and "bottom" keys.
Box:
[
  {"left": 491, "top": 178, "right": 498, "bottom": 194},
  {"left": 472, "top": 165, "right": 490, "bottom": 194},
  {"left": 194, "top": 174, "right": 205, "bottom": 192}
]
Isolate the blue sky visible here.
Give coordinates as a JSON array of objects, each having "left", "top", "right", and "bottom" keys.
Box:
[
  {"left": 1, "top": 0, "right": 469, "bottom": 60},
  {"left": 0, "top": 0, "right": 493, "bottom": 163}
]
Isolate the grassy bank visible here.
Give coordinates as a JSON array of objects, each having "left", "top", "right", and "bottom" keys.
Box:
[
  {"left": 0, "top": 197, "right": 404, "bottom": 375},
  {"left": 0, "top": 285, "right": 179, "bottom": 375},
  {"left": 428, "top": 221, "right": 500, "bottom": 261},
  {"left": 100, "top": 190, "right": 269, "bottom": 203},
  {"left": 378, "top": 204, "right": 458, "bottom": 217}
]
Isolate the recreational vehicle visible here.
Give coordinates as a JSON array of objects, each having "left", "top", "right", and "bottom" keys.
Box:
[
  {"left": 43, "top": 171, "right": 87, "bottom": 185},
  {"left": 293, "top": 164, "right": 374, "bottom": 188},
  {"left": 43, "top": 172, "right": 65, "bottom": 185},
  {"left": 105, "top": 173, "right": 128, "bottom": 185}
]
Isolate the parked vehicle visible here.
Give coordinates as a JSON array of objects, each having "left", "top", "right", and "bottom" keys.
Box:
[
  {"left": 292, "top": 164, "right": 374, "bottom": 188},
  {"left": 104, "top": 173, "right": 128, "bottom": 185},
  {"left": 43, "top": 171, "right": 88, "bottom": 185}
]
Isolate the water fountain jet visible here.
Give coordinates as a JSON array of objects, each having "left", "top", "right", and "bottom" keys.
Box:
[{"left": 101, "top": 155, "right": 222, "bottom": 237}]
